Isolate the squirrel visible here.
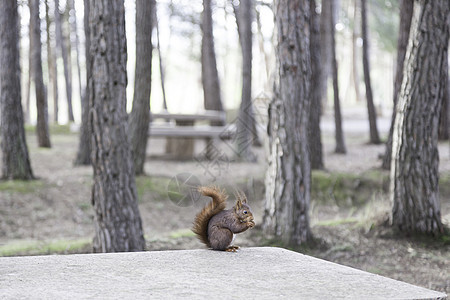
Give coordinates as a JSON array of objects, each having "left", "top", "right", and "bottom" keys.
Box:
[{"left": 192, "top": 186, "right": 255, "bottom": 252}]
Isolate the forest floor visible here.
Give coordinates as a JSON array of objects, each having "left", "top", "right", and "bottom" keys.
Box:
[{"left": 0, "top": 113, "right": 449, "bottom": 294}]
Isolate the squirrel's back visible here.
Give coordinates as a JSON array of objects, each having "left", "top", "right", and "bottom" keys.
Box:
[{"left": 192, "top": 186, "right": 227, "bottom": 247}]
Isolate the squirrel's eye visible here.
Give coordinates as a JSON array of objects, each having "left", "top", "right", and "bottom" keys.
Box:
[{"left": 243, "top": 210, "right": 248, "bottom": 214}]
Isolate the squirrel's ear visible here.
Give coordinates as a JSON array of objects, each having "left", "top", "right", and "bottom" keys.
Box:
[{"left": 235, "top": 198, "right": 243, "bottom": 210}]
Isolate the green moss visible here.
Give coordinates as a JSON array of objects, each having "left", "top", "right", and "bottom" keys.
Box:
[
  {"left": 25, "top": 124, "right": 73, "bottom": 135},
  {"left": 0, "top": 239, "right": 91, "bottom": 257},
  {"left": 314, "top": 218, "right": 359, "bottom": 227},
  {"left": 0, "top": 180, "right": 45, "bottom": 194}
]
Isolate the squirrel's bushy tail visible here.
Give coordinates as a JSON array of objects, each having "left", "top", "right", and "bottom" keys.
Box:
[{"left": 192, "top": 186, "right": 227, "bottom": 247}]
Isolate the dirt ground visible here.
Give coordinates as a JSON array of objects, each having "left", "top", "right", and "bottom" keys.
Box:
[{"left": 0, "top": 120, "right": 449, "bottom": 294}]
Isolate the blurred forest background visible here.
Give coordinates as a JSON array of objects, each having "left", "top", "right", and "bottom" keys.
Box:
[{"left": 0, "top": 0, "right": 449, "bottom": 294}]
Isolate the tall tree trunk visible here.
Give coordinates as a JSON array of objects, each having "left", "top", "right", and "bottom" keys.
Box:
[
  {"left": 129, "top": 0, "right": 154, "bottom": 175},
  {"left": 89, "top": 0, "right": 145, "bottom": 252},
  {"left": 263, "top": 0, "right": 312, "bottom": 246},
  {"left": 381, "top": 0, "right": 413, "bottom": 169},
  {"left": 155, "top": 3, "right": 168, "bottom": 110},
  {"left": 45, "top": 0, "right": 59, "bottom": 124},
  {"left": 360, "top": 0, "right": 380, "bottom": 144},
  {"left": 74, "top": 0, "right": 91, "bottom": 166},
  {"left": 255, "top": 6, "right": 270, "bottom": 81},
  {"left": 68, "top": 0, "right": 83, "bottom": 100},
  {"left": 330, "top": 0, "right": 346, "bottom": 154},
  {"left": 54, "top": 0, "right": 74, "bottom": 122},
  {"left": 201, "top": 0, "right": 224, "bottom": 124},
  {"left": 390, "top": 0, "right": 448, "bottom": 235},
  {"left": 309, "top": 0, "right": 324, "bottom": 169},
  {"left": 0, "top": 1, "right": 34, "bottom": 180},
  {"left": 319, "top": 0, "right": 332, "bottom": 109},
  {"left": 233, "top": 0, "right": 257, "bottom": 161},
  {"left": 24, "top": 21, "right": 32, "bottom": 124},
  {"left": 30, "top": 0, "right": 51, "bottom": 148},
  {"left": 352, "top": 0, "right": 362, "bottom": 103}
]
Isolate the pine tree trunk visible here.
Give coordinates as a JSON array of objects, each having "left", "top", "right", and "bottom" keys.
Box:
[
  {"left": 438, "top": 68, "right": 449, "bottom": 140},
  {"left": 30, "top": 0, "right": 51, "bottom": 148},
  {"left": 0, "top": 1, "right": 34, "bottom": 180},
  {"left": 382, "top": 0, "right": 414, "bottom": 169},
  {"left": 360, "top": 0, "right": 380, "bottom": 144},
  {"left": 319, "top": 0, "right": 332, "bottom": 109},
  {"left": 309, "top": 0, "right": 324, "bottom": 169},
  {"left": 201, "top": 0, "right": 224, "bottom": 123},
  {"left": 74, "top": 0, "right": 91, "bottom": 166},
  {"left": 89, "top": 0, "right": 145, "bottom": 252},
  {"left": 68, "top": 0, "right": 83, "bottom": 101},
  {"left": 330, "top": 0, "right": 346, "bottom": 154},
  {"left": 129, "top": 0, "right": 154, "bottom": 175},
  {"left": 54, "top": 0, "right": 74, "bottom": 123},
  {"left": 45, "top": 0, "right": 59, "bottom": 124},
  {"left": 390, "top": 0, "right": 448, "bottom": 235},
  {"left": 263, "top": 0, "right": 312, "bottom": 246},
  {"left": 233, "top": 0, "right": 257, "bottom": 161},
  {"left": 352, "top": 0, "right": 362, "bottom": 103},
  {"left": 24, "top": 22, "right": 32, "bottom": 124},
  {"left": 155, "top": 4, "right": 168, "bottom": 110}
]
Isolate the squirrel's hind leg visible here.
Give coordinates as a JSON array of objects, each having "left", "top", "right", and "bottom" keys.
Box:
[
  {"left": 225, "top": 245, "right": 240, "bottom": 252},
  {"left": 209, "top": 227, "right": 234, "bottom": 251}
]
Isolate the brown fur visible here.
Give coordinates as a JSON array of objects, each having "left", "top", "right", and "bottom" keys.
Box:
[{"left": 192, "top": 186, "right": 227, "bottom": 247}]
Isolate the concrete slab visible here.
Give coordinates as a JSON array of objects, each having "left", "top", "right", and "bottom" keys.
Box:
[{"left": 0, "top": 247, "right": 446, "bottom": 299}]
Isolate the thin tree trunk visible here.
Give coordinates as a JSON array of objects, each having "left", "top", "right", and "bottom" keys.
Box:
[
  {"left": 54, "top": 0, "right": 74, "bottom": 122},
  {"left": 0, "top": 1, "right": 34, "bottom": 180},
  {"left": 45, "top": 0, "right": 59, "bottom": 124},
  {"left": 255, "top": 6, "right": 270, "bottom": 81},
  {"left": 330, "top": 0, "right": 346, "bottom": 154},
  {"left": 390, "top": 0, "right": 448, "bottom": 235},
  {"left": 233, "top": 0, "right": 257, "bottom": 161},
  {"left": 381, "top": 0, "right": 413, "bottom": 169},
  {"left": 30, "top": 0, "right": 51, "bottom": 148},
  {"left": 360, "top": 0, "right": 380, "bottom": 144},
  {"left": 155, "top": 3, "right": 167, "bottom": 110},
  {"left": 68, "top": 0, "right": 83, "bottom": 100},
  {"left": 89, "top": 0, "right": 145, "bottom": 252},
  {"left": 263, "top": 0, "right": 312, "bottom": 246},
  {"left": 319, "top": 0, "right": 332, "bottom": 109},
  {"left": 129, "top": 0, "right": 154, "bottom": 175},
  {"left": 74, "top": 0, "right": 91, "bottom": 166},
  {"left": 24, "top": 21, "right": 32, "bottom": 124},
  {"left": 309, "top": 0, "right": 324, "bottom": 169},
  {"left": 352, "top": 0, "right": 362, "bottom": 103},
  {"left": 201, "top": 0, "right": 224, "bottom": 124}
]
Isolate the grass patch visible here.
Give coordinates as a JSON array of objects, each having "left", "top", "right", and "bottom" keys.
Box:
[
  {"left": 25, "top": 124, "right": 74, "bottom": 135},
  {"left": 136, "top": 176, "right": 171, "bottom": 202},
  {"left": 0, "top": 238, "right": 91, "bottom": 257},
  {"left": 169, "top": 229, "right": 196, "bottom": 239},
  {"left": 314, "top": 218, "right": 359, "bottom": 227},
  {"left": 0, "top": 179, "right": 45, "bottom": 194},
  {"left": 311, "top": 170, "right": 389, "bottom": 207}
]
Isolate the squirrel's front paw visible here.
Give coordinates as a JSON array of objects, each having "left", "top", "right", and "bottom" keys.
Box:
[{"left": 247, "top": 220, "right": 255, "bottom": 228}]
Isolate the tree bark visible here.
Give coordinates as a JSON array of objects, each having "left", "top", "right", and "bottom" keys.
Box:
[
  {"left": 360, "top": 0, "right": 380, "bottom": 144},
  {"left": 0, "top": 1, "right": 34, "bottom": 180},
  {"left": 30, "top": 0, "right": 51, "bottom": 148},
  {"left": 45, "top": 0, "right": 59, "bottom": 124},
  {"left": 24, "top": 21, "right": 32, "bottom": 124},
  {"left": 54, "top": 0, "right": 74, "bottom": 122},
  {"left": 330, "top": 0, "right": 346, "bottom": 154},
  {"left": 263, "top": 0, "right": 312, "bottom": 246},
  {"left": 74, "top": 0, "right": 91, "bottom": 166},
  {"left": 309, "top": 0, "right": 324, "bottom": 169},
  {"left": 155, "top": 4, "right": 168, "bottom": 110},
  {"left": 129, "top": 0, "right": 154, "bottom": 175},
  {"left": 382, "top": 0, "right": 414, "bottom": 169},
  {"left": 390, "top": 0, "right": 448, "bottom": 235},
  {"left": 89, "top": 0, "right": 145, "bottom": 252},
  {"left": 352, "top": 0, "right": 362, "bottom": 103},
  {"left": 201, "top": 0, "right": 224, "bottom": 124},
  {"left": 438, "top": 66, "right": 449, "bottom": 140},
  {"left": 233, "top": 0, "right": 257, "bottom": 161}
]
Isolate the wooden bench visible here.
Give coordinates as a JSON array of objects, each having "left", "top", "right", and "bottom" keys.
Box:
[{"left": 149, "top": 110, "right": 236, "bottom": 159}]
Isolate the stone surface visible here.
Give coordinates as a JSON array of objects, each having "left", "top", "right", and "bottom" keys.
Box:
[{"left": 0, "top": 247, "right": 446, "bottom": 299}]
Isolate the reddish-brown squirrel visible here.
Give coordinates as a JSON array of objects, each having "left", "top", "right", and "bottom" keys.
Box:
[{"left": 192, "top": 186, "right": 255, "bottom": 251}]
